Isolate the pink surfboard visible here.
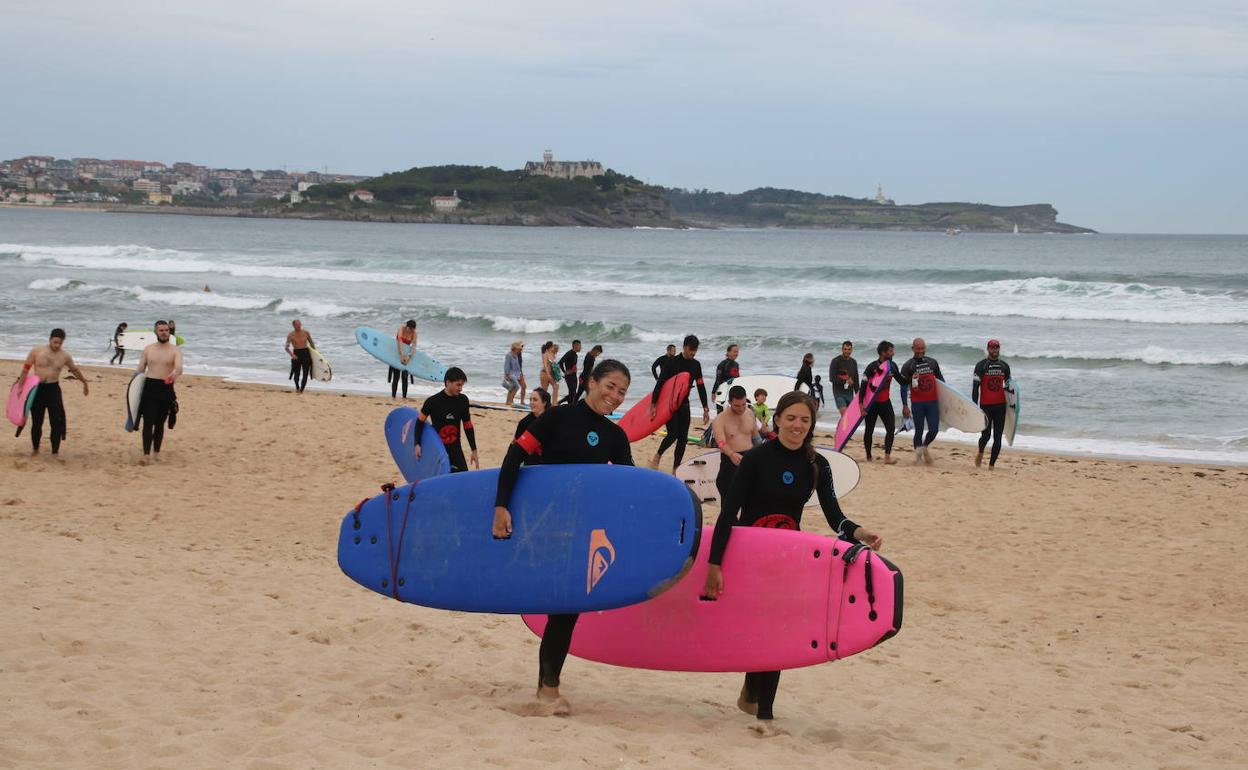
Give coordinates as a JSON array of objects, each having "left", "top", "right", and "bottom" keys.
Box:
[
  {"left": 523, "top": 527, "right": 902, "bottom": 672},
  {"left": 834, "top": 361, "right": 892, "bottom": 451},
  {"left": 7, "top": 374, "right": 40, "bottom": 428},
  {"left": 618, "top": 372, "right": 692, "bottom": 442}
]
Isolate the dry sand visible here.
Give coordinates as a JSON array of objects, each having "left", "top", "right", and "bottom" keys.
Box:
[{"left": 2, "top": 361, "right": 1245, "bottom": 769}]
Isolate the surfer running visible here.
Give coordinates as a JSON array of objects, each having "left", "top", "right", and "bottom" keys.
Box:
[
  {"left": 389, "top": 320, "right": 418, "bottom": 399},
  {"left": 109, "top": 322, "right": 128, "bottom": 366},
  {"left": 711, "top": 385, "right": 761, "bottom": 498},
  {"left": 648, "top": 335, "right": 710, "bottom": 472},
  {"left": 575, "top": 345, "right": 602, "bottom": 402},
  {"left": 415, "top": 367, "right": 479, "bottom": 473},
  {"left": 651, "top": 344, "right": 677, "bottom": 380},
  {"left": 702, "top": 392, "right": 883, "bottom": 730},
  {"left": 514, "top": 387, "right": 551, "bottom": 439},
  {"left": 972, "top": 339, "right": 1012, "bottom": 469},
  {"left": 710, "top": 344, "right": 741, "bottom": 413},
  {"left": 284, "top": 319, "right": 315, "bottom": 394},
  {"left": 492, "top": 359, "right": 634, "bottom": 717},
  {"left": 135, "top": 320, "right": 183, "bottom": 465},
  {"left": 795, "top": 353, "right": 815, "bottom": 393},
  {"left": 558, "top": 340, "right": 581, "bottom": 405},
  {"left": 17, "top": 328, "right": 89, "bottom": 456},
  {"left": 898, "top": 338, "right": 945, "bottom": 464},
  {"left": 861, "top": 341, "right": 903, "bottom": 464},
  {"left": 829, "top": 341, "right": 858, "bottom": 417}
]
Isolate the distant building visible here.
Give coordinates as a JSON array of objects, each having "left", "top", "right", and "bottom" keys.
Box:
[
  {"left": 132, "top": 178, "right": 162, "bottom": 194},
  {"left": 172, "top": 180, "right": 202, "bottom": 196},
  {"left": 289, "top": 190, "right": 302, "bottom": 204},
  {"left": 146, "top": 191, "right": 173, "bottom": 205},
  {"left": 524, "top": 149, "right": 604, "bottom": 180},
  {"left": 24, "top": 191, "right": 55, "bottom": 206},
  {"left": 431, "top": 190, "right": 460, "bottom": 212},
  {"left": 349, "top": 189, "right": 375, "bottom": 203},
  {"left": 874, "top": 184, "right": 895, "bottom": 206}
]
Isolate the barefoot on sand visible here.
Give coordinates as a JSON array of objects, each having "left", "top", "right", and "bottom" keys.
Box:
[
  {"left": 748, "top": 721, "right": 790, "bottom": 738},
  {"left": 511, "top": 689, "right": 571, "bottom": 717}
]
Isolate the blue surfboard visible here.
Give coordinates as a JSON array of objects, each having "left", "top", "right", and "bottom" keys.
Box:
[
  {"left": 338, "top": 465, "right": 701, "bottom": 614},
  {"left": 356, "top": 326, "right": 447, "bottom": 383},
  {"left": 384, "top": 407, "right": 451, "bottom": 483}
]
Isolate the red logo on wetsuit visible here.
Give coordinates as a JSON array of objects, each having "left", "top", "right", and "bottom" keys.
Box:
[
  {"left": 753, "top": 514, "right": 797, "bottom": 530},
  {"left": 439, "top": 425, "right": 459, "bottom": 445}
]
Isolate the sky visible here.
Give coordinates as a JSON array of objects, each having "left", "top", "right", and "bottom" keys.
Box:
[{"left": 3, "top": 0, "right": 1246, "bottom": 233}]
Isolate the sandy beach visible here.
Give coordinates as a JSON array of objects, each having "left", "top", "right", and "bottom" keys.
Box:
[{"left": 2, "top": 359, "right": 1245, "bottom": 770}]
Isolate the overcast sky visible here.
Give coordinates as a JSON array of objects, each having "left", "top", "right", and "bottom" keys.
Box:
[{"left": 4, "top": 1, "right": 1246, "bottom": 232}]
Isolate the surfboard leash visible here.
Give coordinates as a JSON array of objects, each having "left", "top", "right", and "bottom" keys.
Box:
[{"left": 381, "top": 481, "right": 419, "bottom": 600}]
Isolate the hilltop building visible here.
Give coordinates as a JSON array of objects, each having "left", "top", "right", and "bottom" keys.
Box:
[
  {"left": 431, "top": 190, "right": 461, "bottom": 212},
  {"left": 524, "top": 149, "right": 603, "bottom": 180},
  {"left": 874, "top": 184, "right": 895, "bottom": 205}
]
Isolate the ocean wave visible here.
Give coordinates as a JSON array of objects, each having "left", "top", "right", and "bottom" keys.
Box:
[
  {"left": 442, "top": 309, "right": 673, "bottom": 343},
  {"left": 25, "top": 278, "right": 361, "bottom": 318}
]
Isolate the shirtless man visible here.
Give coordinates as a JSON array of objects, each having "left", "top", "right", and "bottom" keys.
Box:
[
  {"left": 17, "top": 328, "right": 89, "bottom": 456},
  {"left": 135, "top": 320, "right": 184, "bottom": 464},
  {"left": 711, "top": 385, "right": 761, "bottom": 499},
  {"left": 284, "top": 319, "right": 316, "bottom": 394}
]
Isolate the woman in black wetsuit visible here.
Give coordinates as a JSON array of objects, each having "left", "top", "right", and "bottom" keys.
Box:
[
  {"left": 513, "top": 387, "right": 551, "bottom": 439},
  {"left": 702, "top": 391, "right": 884, "bottom": 729},
  {"left": 795, "top": 352, "right": 815, "bottom": 393},
  {"left": 493, "top": 359, "right": 633, "bottom": 716}
]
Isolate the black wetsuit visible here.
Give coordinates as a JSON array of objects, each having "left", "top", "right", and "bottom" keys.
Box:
[
  {"left": 29, "top": 381, "right": 66, "bottom": 453},
  {"left": 709, "top": 439, "right": 861, "bottom": 720},
  {"left": 558, "top": 350, "right": 579, "bottom": 404},
  {"left": 419, "top": 391, "right": 477, "bottom": 472},
  {"left": 651, "top": 354, "right": 670, "bottom": 381},
  {"left": 811, "top": 380, "right": 825, "bottom": 407},
  {"left": 861, "top": 359, "right": 903, "bottom": 459},
  {"left": 973, "top": 357, "right": 1012, "bottom": 466},
  {"left": 514, "top": 412, "right": 536, "bottom": 440},
  {"left": 795, "top": 363, "right": 813, "bottom": 393},
  {"left": 110, "top": 325, "right": 126, "bottom": 365},
  {"left": 711, "top": 357, "right": 740, "bottom": 412},
  {"left": 293, "top": 348, "right": 312, "bottom": 393},
  {"left": 496, "top": 400, "right": 634, "bottom": 689},
  {"left": 575, "top": 353, "right": 597, "bottom": 401},
  {"left": 652, "top": 355, "right": 709, "bottom": 469},
  {"left": 140, "top": 379, "right": 174, "bottom": 455},
  {"left": 388, "top": 367, "right": 411, "bottom": 398}
]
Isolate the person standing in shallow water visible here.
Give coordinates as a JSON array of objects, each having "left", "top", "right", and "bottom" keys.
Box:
[
  {"left": 17, "top": 328, "right": 90, "bottom": 457},
  {"left": 492, "top": 359, "right": 634, "bottom": 717}
]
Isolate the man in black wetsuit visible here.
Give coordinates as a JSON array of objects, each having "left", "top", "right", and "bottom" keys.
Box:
[
  {"left": 284, "top": 319, "right": 315, "bottom": 394},
  {"left": 651, "top": 344, "right": 677, "bottom": 380},
  {"left": 648, "top": 334, "right": 710, "bottom": 472},
  {"left": 972, "top": 338, "right": 1013, "bottom": 469},
  {"left": 558, "top": 340, "right": 581, "bottom": 405},
  {"left": 710, "top": 343, "right": 741, "bottom": 413},
  {"left": 415, "top": 367, "right": 478, "bottom": 472},
  {"left": 109, "top": 322, "right": 128, "bottom": 366},
  {"left": 861, "top": 340, "right": 904, "bottom": 465},
  {"left": 19, "top": 328, "right": 90, "bottom": 456},
  {"left": 492, "top": 359, "right": 634, "bottom": 717}
]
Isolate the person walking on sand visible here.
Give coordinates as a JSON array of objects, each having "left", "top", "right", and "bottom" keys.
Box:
[
  {"left": 389, "top": 319, "right": 418, "bottom": 399},
  {"left": 795, "top": 353, "right": 815, "bottom": 393},
  {"left": 109, "top": 322, "right": 128, "bottom": 366},
  {"left": 652, "top": 344, "right": 677, "bottom": 380},
  {"left": 414, "top": 367, "right": 479, "bottom": 473},
  {"left": 973, "top": 339, "right": 1012, "bottom": 469},
  {"left": 558, "top": 340, "right": 581, "bottom": 405},
  {"left": 898, "top": 337, "right": 945, "bottom": 464},
  {"left": 829, "top": 340, "right": 858, "bottom": 418},
  {"left": 503, "top": 340, "right": 525, "bottom": 407},
  {"left": 810, "top": 375, "right": 825, "bottom": 408},
  {"left": 702, "top": 391, "right": 883, "bottom": 734},
  {"left": 861, "top": 341, "right": 903, "bottom": 465},
  {"left": 135, "top": 320, "right": 183, "bottom": 465},
  {"left": 711, "top": 385, "right": 761, "bottom": 499},
  {"left": 648, "top": 334, "right": 710, "bottom": 472},
  {"left": 492, "top": 359, "right": 634, "bottom": 717},
  {"left": 711, "top": 343, "right": 741, "bottom": 412},
  {"left": 16, "top": 328, "right": 89, "bottom": 456},
  {"left": 539, "top": 341, "right": 562, "bottom": 403},
  {"left": 284, "top": 319, "right": 316, "bottom": 394}
]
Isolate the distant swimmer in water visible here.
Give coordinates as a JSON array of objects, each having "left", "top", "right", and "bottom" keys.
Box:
[
  {"left": 898, "top": 337, "right": 944, "bottom": 465},
  {"left": 861, "top": 341, "right": 903, "bottom": 465},
  {"left": 493, "top": 359, "right": 633, "bottom": 717},
  {"left": 17, "top": 328, "right": 90, "bottom": 457},
  {"left": 415, "top": 367, "right": 478, "bottom": 473},
  {"left": 829, "top": 340, "right": 858, "bottom": 419},
  {"left": 794, "top": 353, "right": 814, "bottom": 393},
  {"left": 648, "top": 335, "right": 710, "bottom": 472},
  {"left": 389, "top": 319, "right": 417, "bottom": 399},
  {"left": 711, "top": 385, "right": 760, "bottom": 499},
  {"left": 652, "top": 344, "right": 677, "bottom": 380},
  {"left": 973, "top": 339, "right": 1012, "bottom": 469},
  {"left": 203, "top": 284, "right": 211, "bottom": 292},
  {"left": 284, "top": 319, "right": 315, "bottom": 394},
  {"left": 109, "top": 322, "right": 128, "bottom": 366},
  {"left": 711, "top": 343, "right": 741, "bottom": 413},
  {"left": 135, "top": 320, "right": 183, "bottom": 465}
]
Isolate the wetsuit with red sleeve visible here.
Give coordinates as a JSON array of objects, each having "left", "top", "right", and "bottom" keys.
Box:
[
  {"left": 708, "top": 438, "right": 862, "bottom": 721},
  {"left": 973, "top": 357, "right": 1012, "bottom": 466},
  {"left": 652, "top": 354, "right": 709, "bottom": 469},
  {"left": 711, "top": 357, "right": 740, "bottom": 412},
  {"left": 495, "top": 400, "right": 633, "bottom": 690},
  {"left": 898, "top": 355, "right": 944, "bottom": 448},
  {"left": 418, "top": 391, "right": 476, "bottom": 472},
  {"left": 859, "top": 359, "right": 903, "bottom": 458}
]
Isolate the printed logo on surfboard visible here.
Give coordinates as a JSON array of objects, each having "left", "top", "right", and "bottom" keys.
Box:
[
  {"left": 400, "top": 418, "right": 415, "bottom": 448},
  {"left": 586, "top": 528, "right": 615, "bottom": 594}
]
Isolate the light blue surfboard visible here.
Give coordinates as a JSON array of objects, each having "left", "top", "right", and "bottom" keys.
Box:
[
  {"left": 355, "top": 326, "right": 447, "bottom": 383},
  {"left": 338, "top": 465, "right": 701, "bottom": 614},
  {"left": 384, "top": 407, "right": 451, "bottom": 483}
]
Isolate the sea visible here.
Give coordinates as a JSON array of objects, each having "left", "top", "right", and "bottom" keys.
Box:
[{"left": 2, "top": 207, "right": 1246, "bottom": 465}]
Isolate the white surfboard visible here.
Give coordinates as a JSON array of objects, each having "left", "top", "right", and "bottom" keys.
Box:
[
  {"left": 308, "top": 346, "right": 332, "bottom": 382},
  {"left": 676, "top": 445, "right": 859, "bottom": 506},
  {"left": 936, "top": 380, "right": 988, "bottom": 434},
  {"left": 713, "top": 374, "right": 811, "bottom": 412},
  {"left": 125, "top": 372, "right": 145, "bottom": 432},
  {"left": 1004, "top": 380, "right": 1020, "bottom": 446}
]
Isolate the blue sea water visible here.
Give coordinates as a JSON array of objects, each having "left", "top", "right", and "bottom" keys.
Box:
[{"left": 2, "top": 208, "right": 1246, "bottom": 464}]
